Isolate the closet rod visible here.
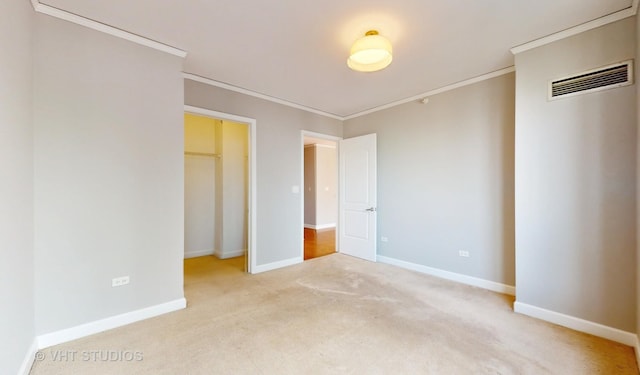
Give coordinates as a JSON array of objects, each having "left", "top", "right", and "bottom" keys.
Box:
[{"left": 184, "top": 151, "right": 221, "bottom": 158}]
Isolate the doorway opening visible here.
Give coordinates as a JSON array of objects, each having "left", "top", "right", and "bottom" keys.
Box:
[
  {"left": 302, "top": 131, "right": 340, "bottom": 260},
  {"left": 184, "top": 105, "right": 256, "bottom": 273}
]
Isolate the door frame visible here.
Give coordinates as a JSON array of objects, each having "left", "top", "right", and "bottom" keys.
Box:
[
  {"left": 185, "top": 105, "right": 257, "bottom": 273},
  {"left": 300, "top": 130, "right": 342, "bottom": 260}
]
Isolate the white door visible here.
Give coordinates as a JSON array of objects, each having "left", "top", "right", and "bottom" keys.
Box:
[{"left": 339, "top": 133, "right": 377, "bottom": 261}]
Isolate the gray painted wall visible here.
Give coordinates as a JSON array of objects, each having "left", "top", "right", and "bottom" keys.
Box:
[
  {"left": 514, "top": 18, "right": 636, "bottom": 332},
  {"left": 0, "top": 0, "right": 35, "bottom": 373},
  {"left": 33, "top": 15, "right": 185, "bottom": 334},
  {"left": 343, "top": 73, "right": 516, "bottom": 286},
  {"left": 185, "top": 81, "right": 343, "bottom": 265}
]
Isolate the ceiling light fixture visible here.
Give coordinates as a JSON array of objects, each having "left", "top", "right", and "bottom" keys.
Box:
[{"left": 347, "top": 30, "right": 393, "bottom": 72}]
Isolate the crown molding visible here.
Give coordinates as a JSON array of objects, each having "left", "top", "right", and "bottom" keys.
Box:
[
  {"left": 30, "top": 0, "right": 633, "bottom": 120},
  {"left": 30, "top": 1, "right": 187, "bottom": 58},
  {"left": 343, "top": 66, "right": 516, "bottom": 120},
  {"left": 185, "top": 67, "right": 516, "bottom": 122},
  {"left": 510, "top": 6, "right": 637, "bottom": 55},
  {"left": 183, "top": 73, "right": 344, "bottom": 121}
]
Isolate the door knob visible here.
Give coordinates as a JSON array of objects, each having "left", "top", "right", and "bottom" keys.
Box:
[{"left": 365, "top": 207, "right": 377, "bottom": 212}]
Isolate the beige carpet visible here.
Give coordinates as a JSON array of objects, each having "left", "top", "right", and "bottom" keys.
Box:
[{"left": 31, "top": 254, "right": 638, "bottom": 374}]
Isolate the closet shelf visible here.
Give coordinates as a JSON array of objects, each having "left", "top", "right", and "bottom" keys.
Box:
[{"left": 185, "top": 151, "right": 221, "bottom": 158}]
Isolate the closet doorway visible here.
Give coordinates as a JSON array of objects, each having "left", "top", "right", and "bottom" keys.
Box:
[
  {"left": 184, "top": 107, "right": 256, "bottom": 273},
  {"left": 302, "top": 131, "right": 340, "bottom": 260}
]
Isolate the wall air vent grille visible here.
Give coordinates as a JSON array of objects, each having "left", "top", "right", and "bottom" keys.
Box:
[{"left": 549, "top": 60, "right": 633, "bottom": 100}]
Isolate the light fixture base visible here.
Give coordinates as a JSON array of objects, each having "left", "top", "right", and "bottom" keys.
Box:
[{"left": 348, "top": 30, "right": 393, "bottom": 73}]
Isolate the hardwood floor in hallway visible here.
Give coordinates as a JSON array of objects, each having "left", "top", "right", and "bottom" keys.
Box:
[{"left": 304, "top": 228, "right": 336, "bottom": 260}]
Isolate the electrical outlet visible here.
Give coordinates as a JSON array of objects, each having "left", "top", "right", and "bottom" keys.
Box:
[
  {"left": 458, "top": 250, "right": 470, "bottom": 258},
  {"left": 381, "top": 236, "right": 388, "bottom": 242},
  {"left": 112, "top": 276, "right": 130, "bottom": 287}
]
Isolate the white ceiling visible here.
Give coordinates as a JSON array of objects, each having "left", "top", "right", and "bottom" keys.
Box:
[{"left": 40, "top": 0, "right": 633, "bottom": 118}]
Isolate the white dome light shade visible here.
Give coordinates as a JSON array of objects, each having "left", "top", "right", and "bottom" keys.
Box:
[{"left": 347, "top": 30, "right": 393, "bottom": 72}]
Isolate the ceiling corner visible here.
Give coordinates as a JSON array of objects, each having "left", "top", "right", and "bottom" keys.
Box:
[
  {"left": 510, "top": 6, "right": 636, "bottom": 55},
  {"left": 31, "top": 1, "right": 187, "bottom": 58}
]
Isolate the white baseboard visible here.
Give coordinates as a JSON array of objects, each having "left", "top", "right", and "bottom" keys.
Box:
[
  {"left": 251, "top": 256, "right": 303, "bottom": 274},
  {"left": 18, "top": 339, "right": 38, "bottom": 375},
  {"left": 37, "top": 298, "right": 187, "bottom": 349},
  {"left": 184, "top": 249, "right": 214, "bottom": 259},
  {"left": 377, "top": 255, "right": 516, "bottom": 296},
  {"left": 514, "top": 301, "right": 636, "bottom": 347},
  {"left": 217, "top": 249, "right": 246, "bottom": 259},
  {"left": 304, "top": 223, "right": 336, "bottom": 230}
]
